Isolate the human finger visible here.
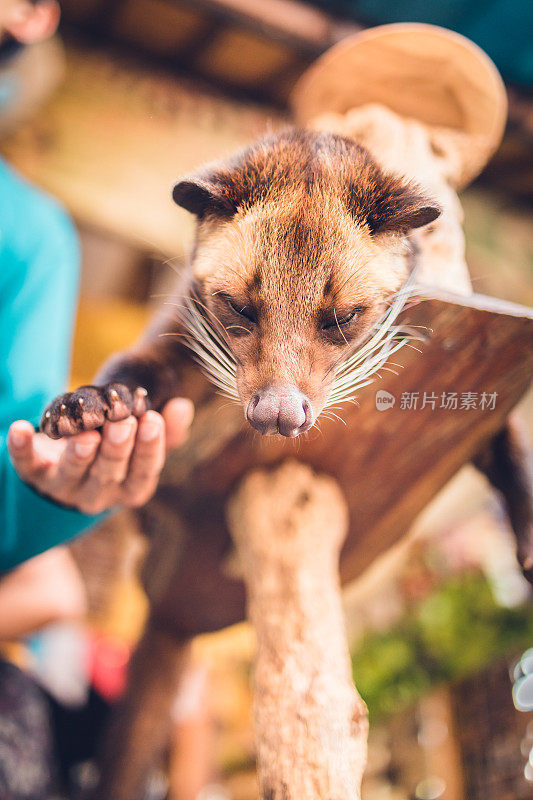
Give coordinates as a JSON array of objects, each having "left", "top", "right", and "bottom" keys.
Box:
[
  {"left": 7, "top": 421, "right": 49, "bottom": 483},
  {"left": 55, "top": 430, "right": 101, "bottom": 491},
  {"left": 84, "top": 416, "right": 137, "bottom": 490},
  {"left": 162, "top": 397, "right": 194, "bottom": 451},
  {"left": 121, "top": 410, "right": 165, "bottom": 506}
]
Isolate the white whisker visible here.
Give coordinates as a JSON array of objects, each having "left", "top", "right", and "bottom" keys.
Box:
[
  {"left": 178, "top": 294, "right": 240, "bottom": 401},
  {"left": 175, "top": 275, "right": 424, "bottom": 426},
  {"left": 324, "top": 275, "right": 421, "bottom": 410}
]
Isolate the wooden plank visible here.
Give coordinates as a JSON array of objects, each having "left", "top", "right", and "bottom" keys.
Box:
[
  {"left": 137, "top": 292, "right": 533, "bottom": 633},
  {"left": 291, "top": 23, "right": 507, "bottom": 188}
]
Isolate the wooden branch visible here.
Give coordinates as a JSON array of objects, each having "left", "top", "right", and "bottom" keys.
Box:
[
  {"left": 227, "top": 461, "right": 368, "bottom": 800},
  {"left": 143, "top": 292, "right": 533, "bottom": 641},
  {"left": 292, "top": 24, "right": 507, "bottom": 187}
]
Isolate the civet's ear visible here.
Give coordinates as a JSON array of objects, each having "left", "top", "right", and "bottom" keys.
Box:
[
  {"left": 351, "top": 167, "right": 441, "bottom": 235},
  {"left": 369, "top": 179, "right": 441, "bottom": 234},
  {"left": 172, "top": 177, "right": 236, "bottom": 219}
]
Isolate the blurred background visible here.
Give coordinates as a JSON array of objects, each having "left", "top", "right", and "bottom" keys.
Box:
[{"left": 1, "top": 2, "right": 532, "bottom": 799}]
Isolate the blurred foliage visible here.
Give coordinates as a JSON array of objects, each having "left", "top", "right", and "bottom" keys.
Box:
[{"left": 351, "top": 572, "right": 533, "bottom": 720}]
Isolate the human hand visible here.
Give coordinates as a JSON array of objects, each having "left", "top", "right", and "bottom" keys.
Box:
[{"left": 7, "top": 398, "right": 194, "bottom": 515}]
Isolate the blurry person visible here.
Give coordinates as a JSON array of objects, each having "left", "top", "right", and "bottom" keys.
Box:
[
  {"left": 0, "top": 0, "right": 194, "bottom": 573},
  {"left": 0, "top": 0, "right": 63, "bottom": 135},
  {"left": 1, "top": 147, "right": 194, "bottom": 569},
  {"left": 0, "top": 7, "right": 193, "bottom": 796}
]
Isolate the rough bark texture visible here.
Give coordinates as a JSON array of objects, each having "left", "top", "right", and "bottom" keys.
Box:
[{"left": 227, "top": 461, "right": 368, "bottom": 800}]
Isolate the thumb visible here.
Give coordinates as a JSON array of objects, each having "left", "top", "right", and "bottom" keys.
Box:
[{"left": 161, "top": 398, "right": 194, "bottom": 451}]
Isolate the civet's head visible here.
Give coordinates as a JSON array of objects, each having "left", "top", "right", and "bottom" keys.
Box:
[{"left": 173, "top": 130, "right": 440, "bottom": 437}]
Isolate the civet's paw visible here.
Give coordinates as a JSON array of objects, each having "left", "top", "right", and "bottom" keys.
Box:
[{"left": 40, "top": 383, "right": 149, "bottom": 439}]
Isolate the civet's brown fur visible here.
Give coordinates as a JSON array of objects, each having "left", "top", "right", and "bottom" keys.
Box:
[
  {"left": 43, "top": 131, "right": 440, "bottom": 440},
  {"left": 40, "top": 130, "right": 532, "bottom": 800}
]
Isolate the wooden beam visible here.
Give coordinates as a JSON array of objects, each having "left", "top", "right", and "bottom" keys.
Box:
[{"left": 141, "top": 291, "right": 533, "bottom": 636}]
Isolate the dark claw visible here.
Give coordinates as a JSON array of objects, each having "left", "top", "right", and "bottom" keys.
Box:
[
  {"left": 103, "top": 383, "right": 134, "bottom": 422},
  {"left": 132, "top": 387, "right": 149, "bottom": 417}
]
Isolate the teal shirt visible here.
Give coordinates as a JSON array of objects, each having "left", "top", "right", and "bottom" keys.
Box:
[{"left": 0, "top": 160, "right": 101, "bottom": 571}]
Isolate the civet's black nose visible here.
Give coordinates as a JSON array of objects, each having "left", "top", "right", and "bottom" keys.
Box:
[{"left": 246, "top": 385, "right": 313, "bottom": 437}]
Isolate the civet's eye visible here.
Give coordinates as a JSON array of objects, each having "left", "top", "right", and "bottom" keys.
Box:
[
  {"left": 321, "top": 308, "right": 359, "bottom": 331},
  {"left": 227, "top": 297, "right": 257, "bottom": 325}
]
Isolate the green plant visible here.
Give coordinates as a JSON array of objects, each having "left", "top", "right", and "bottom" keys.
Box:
[{"left": 351, "top": 572, "right": 533, "bottom": 720}]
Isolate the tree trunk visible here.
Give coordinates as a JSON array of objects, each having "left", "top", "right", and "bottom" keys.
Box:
[{"left": 227, "top": 460, "right": 368, "bottom": 800}]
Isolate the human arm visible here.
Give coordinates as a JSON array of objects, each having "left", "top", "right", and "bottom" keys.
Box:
[{"left": 0, "top": 164, "right": 193, "bottom": 571}]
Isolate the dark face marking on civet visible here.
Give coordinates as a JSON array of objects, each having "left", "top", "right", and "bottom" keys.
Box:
[{"left": 173, "top": 130, "right": 440, "bottom": 437}]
